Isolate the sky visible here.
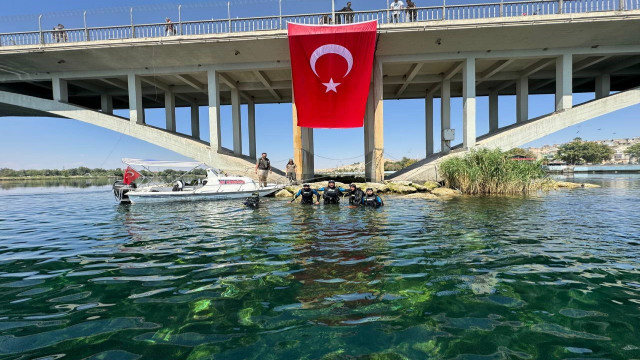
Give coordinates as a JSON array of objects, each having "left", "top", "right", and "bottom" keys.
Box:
[{"left": 1, "top": 0, "right": 639, "bottom": 171}]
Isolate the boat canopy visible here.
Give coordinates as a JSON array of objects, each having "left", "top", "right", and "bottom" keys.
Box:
[{"left": 122, "top": 158, "right": 203, "bottom": 168}]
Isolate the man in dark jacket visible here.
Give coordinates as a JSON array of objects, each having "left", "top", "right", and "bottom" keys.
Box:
[
  {"left": 254, "top": 152, "right": 271, "bottom": 187},
  {"left": 337, "top": 2, "right": 354, "bottom": 24}
]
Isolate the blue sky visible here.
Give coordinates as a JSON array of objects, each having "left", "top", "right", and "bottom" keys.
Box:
[{"left": 1, "top": 0, "right": 638, "bottom": 171}]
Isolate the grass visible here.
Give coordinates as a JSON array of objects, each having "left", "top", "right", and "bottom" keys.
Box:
[{"left": 439, "top": 148, "right": 553, "bottom": 195}]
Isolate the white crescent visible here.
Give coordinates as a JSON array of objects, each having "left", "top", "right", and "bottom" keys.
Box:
[{"left": 309, "top": 44, "right": 353, "bottom": 78}]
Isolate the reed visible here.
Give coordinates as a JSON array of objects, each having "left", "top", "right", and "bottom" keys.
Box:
[{"left": 439, "top": 149, "right": 552, "bottom": 195}]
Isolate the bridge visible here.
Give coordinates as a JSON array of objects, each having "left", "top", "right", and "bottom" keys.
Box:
[{"left": 1, "top": 0, "right": 640, "bottom": 182}]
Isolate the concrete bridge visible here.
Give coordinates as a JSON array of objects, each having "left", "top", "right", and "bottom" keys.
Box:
[{"left": 1, "top": 0, "right": 640, "bottom": 182}]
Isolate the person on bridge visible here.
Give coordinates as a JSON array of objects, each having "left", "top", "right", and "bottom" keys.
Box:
[
  {"left": 255, "top": 152, "right": 271, "bottom": 187},
  {"left": 362, "top": 188, "right": 384, "bottom": 208},
  {"left": 291, "top": 183, "right": 321, "bottom": 205},
  {"left": 390, "top": 0, "right": 405, "bottom": 23},
  {"left": 406, "top": 0, "right": 418, "bottom": 22},
  {"left": 53, "top": 24, "right": 67, "bottom": 43},
  {"left": 318, "top": 180, "right": 346, "bottom": 205},
  {"left": 337, "top": 2, "right": 354, "bottom": 24},
  {"left": 165, "top": 18, "right": 176, "bottom": 36},
  {"left": 347, "top": 183, "right": 365, "bottom": 206}
]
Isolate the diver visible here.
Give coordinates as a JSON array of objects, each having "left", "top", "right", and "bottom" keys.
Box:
[
  {"left": 347, "top": 183, "right": 365, "bottom": 206},
  {"left": 291, "top": 183, "right": 321, "bottom": 205},
  {"left": 318, "top": 180, "right": 346, "bottom": 205},
  {"left": 362, "top": 188, "right": 384, "bottom": 208},
  {"left": 243, "top": 192, "right": 260, "bottom": 208}
]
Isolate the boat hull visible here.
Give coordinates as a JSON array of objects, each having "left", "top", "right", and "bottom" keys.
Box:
[{"left": 126, "top": 187, "right": 280, "bottom": 204}]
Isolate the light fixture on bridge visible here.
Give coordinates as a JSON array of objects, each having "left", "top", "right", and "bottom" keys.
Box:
[
  {"left": 234, "top": 50, "right": 240, "bottom": 56},
  {"left": 57, "top": 59, "right": 65, "bottom": 64},
  {"left": 435, "top": 38, "right": 442, "bottom": 45}
]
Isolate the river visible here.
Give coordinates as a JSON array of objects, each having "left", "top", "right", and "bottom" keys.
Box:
[{"left": 0, "top": 175, "right": 638, "bottom": 359}]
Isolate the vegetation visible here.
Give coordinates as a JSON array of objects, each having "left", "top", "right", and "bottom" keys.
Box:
[
  {"left": 624, "top": 143, "right": 640, "bottom": 161},
  {"left": 0, "top": 167, "right": 207, "bottom": 179},
  {"left": 506, "top": 148, "right": 537, "bottom": 159},
  {"left": 384, "top": 157, "right": 417, "bottom": 171},
  {"left": 439, "top": 148, "right": 551, "bottom": 195},
  {"left": 555, "top": 138, "right": 614, "bottom": 164}
]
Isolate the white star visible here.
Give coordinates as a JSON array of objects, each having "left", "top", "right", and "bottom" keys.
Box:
[{"left": 322, "top": 78, "right": 341, "bottom": 93}]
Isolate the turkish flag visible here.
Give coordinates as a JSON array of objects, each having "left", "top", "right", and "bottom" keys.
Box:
[
  {"left": 288, "top": 21, "right": 377, "bottom": 128},
  {"left": 123, "top": 166, "right": 140, "bottom": 185}
]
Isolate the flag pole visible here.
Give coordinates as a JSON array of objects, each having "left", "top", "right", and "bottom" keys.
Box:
[{"left": 331, "top": 0, "right": 335, "bottom": 24}]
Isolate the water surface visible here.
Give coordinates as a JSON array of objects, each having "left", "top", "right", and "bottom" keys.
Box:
[{"left": 0, "top": 175, "right": 639, "bottom": 359}]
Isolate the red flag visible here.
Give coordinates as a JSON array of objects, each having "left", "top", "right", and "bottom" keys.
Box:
[
  {"left": 123, "top": 166, "right": 140, "bottom": 185},
  {"left": 288, "top": 21, "right": 377, "bottom": 128}
]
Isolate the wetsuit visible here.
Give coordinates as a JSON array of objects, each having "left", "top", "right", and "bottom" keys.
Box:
[
  {"left": 293, "top": 188, "right": 321, "bottom": 204},
  {"left": 362, "top": 194, "right": 384, "bottom": 208},
  {"left": 318, "top": 186, "right": 345, "bottom": 204},
  {"left": 348, "top": 188, "right": 365, "bottom": 205}
]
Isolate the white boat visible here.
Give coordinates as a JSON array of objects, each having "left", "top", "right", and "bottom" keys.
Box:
[{"left": 113, "top": 158, "right": 282, "bottom": 204}]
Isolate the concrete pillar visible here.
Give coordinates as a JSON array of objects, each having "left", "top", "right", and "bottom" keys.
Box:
[
  {"left": 292, "top": 94, "right": 314, "bottom": 181},
  {"left": 52, "top": 77, "right": 68, "bottom": 102},
  {"left": 556, "top": 54, "right": 573, "bottom": 111},
  {"left": 191, "top": 104, "right": 200, "bottom": 139},
  {"left": 364, "top": 57, "right": 384, "bottom": 183},
  {"left": 516, "top": 76, "right": 528, "bottom": 123},
  {"left": 207, "top": 70, "right": 221, "bottom": 151},
  {"left": 425, "top": 90, "right": 434, "bottom": 156},
  {"left": 489, "top": 90, "right": 498, "bottom": 133},
  {"left": 248, "top": 99, "right": 256, "bottom": 160},
  {"left": 127, "top": 73, "right": 144, "bottom": 124},
  {"left": 441, "top": 79, "right": 451, "bottom": 154},
  {"left": 100, "top": 94, "right": 113, "bottom": 115},
  {"left": 462, "top": 58, "right": 476, "bottom": 149},
  {"left": 231, "top": 88, "right": 242, "bottom": 155},
  {"left": 595, "top": 74, "right": 610, "bottom": 99},
  {"left": 364, "top": 86, "right": 374, "bottom": 181},
  {"left": 165, "top": 91, "right": 176, "bottom": 132}
]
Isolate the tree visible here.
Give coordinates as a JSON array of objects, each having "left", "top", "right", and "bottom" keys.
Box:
[
  {"left": 555, "top": 138, "right": 614, "bottom": 164},
  {"left": 624, "top": 143, "right": 640, "bottom": 162}
]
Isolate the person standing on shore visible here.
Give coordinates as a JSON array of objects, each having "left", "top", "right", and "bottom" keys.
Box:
[
  {"left": 285, "top": 159, "right": 297, "bottom": 184},
  {"left": 255, "top": 152, "right": 271, "bottom": 187}
]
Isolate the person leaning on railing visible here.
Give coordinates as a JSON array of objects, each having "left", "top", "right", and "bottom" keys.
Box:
[
  {"left": 337, "top": 2, "right": 354, "bottom": 24},
  {"left": 406, "top": 0, "right": 418, "bottom": 22}
]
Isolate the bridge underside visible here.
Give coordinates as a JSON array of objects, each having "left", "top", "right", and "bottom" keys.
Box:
[{"left": 1, "top": 11, "right": 640, "bottom": 182}]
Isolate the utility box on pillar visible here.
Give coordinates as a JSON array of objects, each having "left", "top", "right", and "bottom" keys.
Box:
[{"left": 442, "top": 128, "right": 455, "bottom": 153}]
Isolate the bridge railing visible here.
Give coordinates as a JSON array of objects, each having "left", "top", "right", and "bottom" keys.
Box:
[{"left": 0, "top": 0, "right": 637, "bottom": 47}]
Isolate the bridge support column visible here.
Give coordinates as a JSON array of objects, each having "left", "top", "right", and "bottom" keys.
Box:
[
  {"left": 556, "top": 54, "right": 573, "bottom": 111},
  {"left": 165, "top": 91, "right": 176, "bottom": 132},
  {"left": 292, "top": 94, "right": 314, "bottom": 182},
  {"left": 462, "top": 58, "right": 476, "bottom": 149},
  {"left": 231, "top": 88, "right": 242, "bottom": 155},
  {"left": 425, "top": 90, "right": 434, "bottom": 156},
  {"left": 441, "top": 79, "right": 451, "bottom": 154},
  {"left": 596, "top": 74, "right": 610, "bottom": 99},
  {"left": 191, "top": 104, "right": 200, "bottom": 139},
  {"left": 248, "top": 99, "right": 256, "bottom": 160},
  {"left": 128, "top": 73, "right": 144, "bottom": 124},
  {"left": 207, "top": 70, "right": 221, "bottom": 151},
  {"left": 489, "top": 90, "right": 498, "bottom": 133},
  {"left": 364, "top": 58, "right": 384, "bottom": 183},
  {"left": 100, "top": 95, "right": 113, "bottom": 115},
  {"left": 516, "top": 76, "right": 528, "bottom": 123},
  {"left": 52, "top": 77, "right": 68, "bottom": 103}
]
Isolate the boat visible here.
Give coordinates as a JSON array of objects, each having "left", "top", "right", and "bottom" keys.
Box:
[{"left": 113, "top": 158, "right": 282, "bottom": 204}]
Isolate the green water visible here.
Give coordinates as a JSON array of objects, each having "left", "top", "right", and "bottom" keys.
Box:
[{"left": 0, "top": 175, "right": 639, "bottom": 359}]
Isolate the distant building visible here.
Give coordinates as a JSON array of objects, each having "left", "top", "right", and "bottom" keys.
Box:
[{"left": 526, "top": 136, "right": 640, "bottom": 165}]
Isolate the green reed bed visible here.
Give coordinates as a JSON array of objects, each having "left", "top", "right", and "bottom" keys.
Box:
[{"left": 439, "top": 149, "right": 552, "bottom": 195}]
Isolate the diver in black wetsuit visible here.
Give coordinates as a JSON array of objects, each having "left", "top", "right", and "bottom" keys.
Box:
[
  {"left": 291, "top": 183, "right": 321, "bottom": 205},
  {"left": 318, "top": 180, "right": 346, "bottom": 205},
  {"left": 347, "top": 183, "right": 365, "bottom": 206},
  {"left": 243, "top": 192, "right": 260, "bottom": 208},
  {"left": 362, "top": 188, "right": 384, "bottom": 208}
]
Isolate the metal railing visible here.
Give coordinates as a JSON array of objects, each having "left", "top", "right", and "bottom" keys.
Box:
[{"left": 0, "top": 0, "right": 637, "bottom": 47}]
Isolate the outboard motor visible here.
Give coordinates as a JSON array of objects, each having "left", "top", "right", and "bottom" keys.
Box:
[{"left": 113, "top": 181, "right": 136, "bottom": 204}]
